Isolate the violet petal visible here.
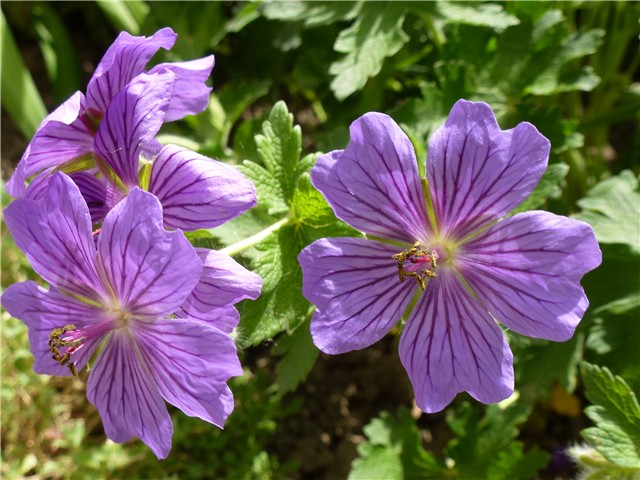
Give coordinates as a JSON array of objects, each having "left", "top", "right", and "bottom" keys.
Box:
[
  {"left": 177, "top": 248, "right": 262, "bottom": 332},
  {"left": 299, "top": 237, "right": 417, "bottom": 354},
  {"left": 460, "top": 211, "right": 602, "bottom": 341},
  {"left": 399, "top": 270, "right": 514, "bottom": 413},
  {"left": 149, "top": 56, "right": 215, "bottom": 121},
  {"left": 135, "top": 317, "right": 242, "bottom": 427},
  {"left": 85, "top": 27, "right": 176, "bottom": 115},
  {"left": 96, "top": 188, "right": 202, "bottom": 317},
  {"left": 427, "top": 100, "right": 550, "bottom": 240},
  {"left": 7, "top": 92, "right": 93, "bottom": 197},
  {"left": 311, "top": 112, "right": 431, "bottom": 243},
  {"left": 149, "top": 144, "right": 256, "bottom": 230},
  {"left": 3, "top": 173, "right": 102, "bottom": 300},
  {"left": 86, "top": 332, "right": 172, "bottom": 459},
  {"left": 94, "top": 72, "right": 176, "bottom": 188}
]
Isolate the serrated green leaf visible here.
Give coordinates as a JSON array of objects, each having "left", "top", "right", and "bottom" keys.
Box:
[
  {"left": 513, "top": 163, "right": 570, "bottom": 213},
  {"left": 329, "top": 2, "right": 409, "bottom": 100},
  {"left": 272, "top": 317, "right": 319, "bottom": 395},
  {"left": 580, "top": 363, "right": 640, "bottom": 468},
  {"left": 293, "top": 173, "right": 338, "bottom": 228},
  {"left": 236, "top": 225, "right": 308, "bottom": 347},
  {"left": 574, "top": 171, "right": 640, "bottom": 255},
  {"left": 240, "top": 161, "right": 288, "bottom": 215},
  {"left": 253, "top": 101, "right": 303, "bottom": 206},
  {"left": 349, "top": 409, "right": 446, "bottom": 480}
]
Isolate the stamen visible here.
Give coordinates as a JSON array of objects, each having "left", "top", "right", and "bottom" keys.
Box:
[
  {"left": 49, "top": 324, "right": 87, "bottom": 376},
  {"left": 391, "top": 241, "right": 437, "bottom": 291}
]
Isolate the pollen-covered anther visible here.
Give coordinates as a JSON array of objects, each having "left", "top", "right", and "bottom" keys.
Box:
[
  {"left": 391, "top": 241, "right": 437, "bottom": 291},
  {"left": 49, "top": 324, "right": 87, "bottom": 376}
]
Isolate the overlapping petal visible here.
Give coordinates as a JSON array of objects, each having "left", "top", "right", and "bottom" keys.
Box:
[
  {"left": 427, "top": 100, "right": 550, "bottom": 240},
  {"left": 149, "top": 56, "right": 215, "bottom": 121},
  {"left": 312, "top": 113, "right": 431, "bottom": 243},
  {"left": 87, "top": 332, "right": 172, "bottom": 459},
  {"left": 149, "top": 144, "right": 256, "bottom": 230},
  {"left": 178, "top": 248, "right": 262, "bottom": 332},
  {"left": 69, "top": 171, "right": 123, "bottom": 224},
  {"left": 97, "top": 188, "right": 202, "bottom": 317},
  {"left": 86, "top": 27, "right": 176, "bottom": 115},
  {"left": 1, "top": 282, "right": 103, "bottom": 376},
  {"left": 135, "top": 317, "right": 242, "bottom": 427},
  {"left": 399, "top": 271, "right": 514, "bottom": 413},
  {"left": 460, "top": 211, "right": 602, "bottom": 341},
  {"left": 94, "top": 72, "right": 176, "bottom": 188},
  {"left": 6, "top": 92, "right": 93, "bottom": 197},
  {"left": 3, "top": 173, "right": 102, "bottom": 300},
  {"left": 300, "top": 237, "right": 418, "bottom": 354}
]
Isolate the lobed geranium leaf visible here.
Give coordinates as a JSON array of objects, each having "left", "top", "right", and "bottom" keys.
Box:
[
  {"left": 329, "top": 2, "right": 409, "bottom": 100},
  {"left": 236, "top": 225, "right": 308, "bottom": 348},
  {"left": 349, "top": 408, "right": 446, "bottom": 480},
  {"left": 580, "top": 363, "right": 640, "bottom": 469},
  {"left": 574, "top": 170, "right": 640, "bottom": 256},
  {"left": 241, "top": 101, "right": 304, "bottom": 211}
]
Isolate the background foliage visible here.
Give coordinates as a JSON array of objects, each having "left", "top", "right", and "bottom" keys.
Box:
[{"left": 1, "top": 1, "right": 639, "bottom": 479}]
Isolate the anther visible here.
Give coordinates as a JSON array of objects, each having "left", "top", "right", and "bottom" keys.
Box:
[
  {"left": 391, "top": 241, "right": 437, "bottom": 291},
  {"left": 49, "top": 324, "right": 86, "bottom": 376}
]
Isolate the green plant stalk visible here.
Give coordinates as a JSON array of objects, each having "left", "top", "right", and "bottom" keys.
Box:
[{"left": 219, "top": 216, "right": 292, "bottom": 257}]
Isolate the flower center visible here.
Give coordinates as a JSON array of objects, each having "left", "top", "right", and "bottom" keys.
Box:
[
  {"left": 49, "top": 324, "right": 87, "bottom": 376},
  {"left": 391, "top": 241, "right": 438, "bottom": 291}
]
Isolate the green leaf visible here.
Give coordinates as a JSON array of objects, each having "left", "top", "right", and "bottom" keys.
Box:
[
  {"left": 574, "top": 171, "right": 640, "bottom": 256},
  {"left": 486, "top": 444, "right": 551, "bottom": 480},
  {"left": 329, "top": 2, "right": 409, "bottom": 100},
  {"left": 236, "top": 225, "right": 308, "bottom": 348},
  {"left": 96, "top": 0, "right": 149, "bottom": 35},
  {"left": 580, "top": 363, "right": 640, "bottom": 468},
  {"left": 447, "top": 403, "right": 549, "bottom": 479},
  {"left": 272, "top": 317, "right": 319, "bottom": 395},
  {"left": 349, "top": 409, "right": 446, "bottom": 480},
  {"left": 0, "top": 11, "right": 47, "bottom": 139},
  {"left": 433, "top": 2, "right": 519, "bottom": 31},
  {"left": 241, "top": 101, "right": 304, "bottom": 213},
  {"left": 262, "top": 0, "right": 362, "bottom": 28},
  {"left": 31, "top": 3, "right": 81, "bottom": 102},
  {"left": 513, "top": 163, "right": 570, "bottom": 213}
]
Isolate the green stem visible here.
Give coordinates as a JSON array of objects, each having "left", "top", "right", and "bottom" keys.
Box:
[{"left": 219, "top": 216, "right": 292, "bottom": 257}]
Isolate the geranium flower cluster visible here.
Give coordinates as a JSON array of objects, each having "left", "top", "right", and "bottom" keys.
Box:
[{"left": 2, "top": 28, "right": 261, "bottom": 458}]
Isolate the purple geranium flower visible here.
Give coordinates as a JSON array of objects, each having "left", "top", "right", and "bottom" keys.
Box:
[
  {"left": 7, "top": 27, "right": 214, "bottom": 198},
  {"left": 298, "top": 100, "right": 601, "bottom": 413},
  {"left": 1, "top": 173, "right": 261, "bottom": 457},
  {"left": 18, "top": 69, "right": 255, "bottom": 230}
]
